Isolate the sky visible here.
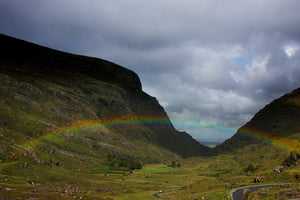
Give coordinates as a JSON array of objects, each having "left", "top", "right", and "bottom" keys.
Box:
[{"left": 1, "top": 0, "right": 300, "bottom": 142}]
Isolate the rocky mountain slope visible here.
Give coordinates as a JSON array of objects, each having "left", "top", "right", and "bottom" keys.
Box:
[
  {"left": 0, "top": 33, "right": 209, "bottom": 168},
  {"left": 213, "top": 88, "right": 300, "bottom": 153}
]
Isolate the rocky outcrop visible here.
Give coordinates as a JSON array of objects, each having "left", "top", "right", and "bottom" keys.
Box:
[
  {"left": 283, "top": 152, "right": 300, "bottom": 167},
  {"left": 254, "top": 175, "right": 264, "bottom": 183},
  {"left": 273, "top": 165, "right": 284, "bottom": 174}
]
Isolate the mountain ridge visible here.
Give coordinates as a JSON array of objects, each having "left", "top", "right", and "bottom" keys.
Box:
[
  {"left": 0, "top": 33, "right": 209, "bottom": 161},
  {"left": 0, "top": 33, "right": 141, "bottom": 91},
  {"left": 213, "top": 87, "right": 300, "bottom": 154}
]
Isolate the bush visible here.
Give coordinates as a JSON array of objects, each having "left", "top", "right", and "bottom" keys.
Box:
[
  {"left": 244, "top": 163, "right": 256, "bottom": 172},
  {"left": 169, "top": 161, "right": 180, "bottom": 168},
  {"left": 106, "top": 155, "right": 143, "bottom": 170}
]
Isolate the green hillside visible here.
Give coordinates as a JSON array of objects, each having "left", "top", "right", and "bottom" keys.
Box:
[
  {"left": 213, "top": 88, "right": 300, "bottom": 154},
  {"left": 2, "top": 33, "right": 299, "bottom": 199},
  {"left": 0, "top": 33, "right": 209, "bottom": 160},
  {"left": 0, "top": 34, "right": 210, "bottom": 198}
]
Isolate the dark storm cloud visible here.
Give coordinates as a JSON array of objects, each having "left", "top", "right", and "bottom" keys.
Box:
[{"left": 1, "top": 0, "right": 300, "bottom": 141}]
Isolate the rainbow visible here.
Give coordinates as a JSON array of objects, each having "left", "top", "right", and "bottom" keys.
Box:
[
  {"left": 236, "top": 126, "right": 300, "bottom": 152},
  {"left": 172, "top": 120, "right": 300, "bottom": 151},
  {"left": 20, "top": 117, "right": 238, "bottom": 150},
  {"left": 8, "top": 116, "right": 300, "bottom": 161},
  {"left": 16, "top": 116, "right": 174, "bottom": 157}
]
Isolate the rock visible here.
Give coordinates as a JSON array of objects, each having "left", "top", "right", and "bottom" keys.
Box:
[
  {"left": 274, "top": 165, "right": 284, "bottom": 173},
  {"left": 254, "top": 175, "right": 264, "bottom": 183},
  {"left": 225, "top": 183, "right": 232, "bottom": 189},
  {"left": 96, "top": 188, "right": 110, "bottom": 192},
  {"left": 243, "top": 189, "right": 250, "bottom": 200},
  {"left": 5, "top": 187, "right": 15, "bottom": 191},
  {"left": 283, "top": 152, "right": 300, "bottom": 167},
  {"left": 0, "top": 119, "right": 7, "bottom": 125},
  {"left": 225, "top": 183, "right": 239, "bottom": 189},
  {"left": 51, "top": 159, "right": 59, "bottom": 166},
  {"left": 278, "top": 189, "right": 300, "bottom": 198},
  {"left": 258, "top": 189, "right": 268, "bottom": 196},
  {"left": 280, "top": 184, "right": 290, "bottom": 188},
  {"left": 23, "top": 162, "right": 28, "bottom": 169}
]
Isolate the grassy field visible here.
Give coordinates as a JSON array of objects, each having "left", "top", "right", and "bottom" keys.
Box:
[{"left": 1, "top": 141, "right": 299, "bottom": 199}]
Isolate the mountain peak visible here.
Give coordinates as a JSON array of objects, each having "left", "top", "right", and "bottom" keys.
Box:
[{"left": 0, "top": 33, "right": 142, "bottom": 91}]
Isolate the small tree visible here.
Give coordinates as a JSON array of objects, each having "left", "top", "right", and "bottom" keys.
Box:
[
  {"left": 170, "top": 161, "right": 176, "bottom": 168},
  {"left": 106, "top": 154, "right": 143, "bottom": 170},
  {"left": 169, "top": 161, "right": 180, "bottom": 168},
  {"left": 244, "top": 163, "right": 255, "bottom": 172}
]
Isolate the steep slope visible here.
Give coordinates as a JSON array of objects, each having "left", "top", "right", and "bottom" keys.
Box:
[
  {"left": 0, "top": 33, "right": 209, "bottom": 163},
  {"left": 213, "top": 88, "right": 300, "bottom": 153}
]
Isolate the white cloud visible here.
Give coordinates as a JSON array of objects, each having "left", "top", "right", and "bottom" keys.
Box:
[
  {"left": 180, "top": 44, "right": 243, "bottom": 89},
  {"left": 230, "top": 54, "right": 271, "bottom": 85},
  {"left": 284, "top": 45, "right": 299, "bottom": 58}
]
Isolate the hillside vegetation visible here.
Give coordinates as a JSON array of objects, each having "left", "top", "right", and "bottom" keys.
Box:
[
  {"left": 1, "top": 34, "right": 300, "bottom": 199},
  {"left": 0, "top": 33, "right": 209, "bottom": 161},
  {"left": 213, "top": 88, "right": 300, "bottom": 154},
  {"left": 0, "top": 34, "right": 210, "bottom": 198}
]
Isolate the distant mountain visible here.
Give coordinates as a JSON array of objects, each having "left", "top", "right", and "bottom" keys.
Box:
[
  {"left": 213, "top": 88, "right": 300, "bottom": 154},
  {"left": 196, "top": 139, "right": 222, "bottom": 148},
  {"left": 0, "top": 33, "right": 209, "bottom": 168}
]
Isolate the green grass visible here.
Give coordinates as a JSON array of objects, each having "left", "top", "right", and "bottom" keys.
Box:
[
  {"left": 0, "top": 142, "right": 299, "bottom": 199},
  {"left": 137, "top": 165, "right": 175, "bottom": 173},
  {"left": 0, "top": 71, "right": 185, "bottom": 199}
]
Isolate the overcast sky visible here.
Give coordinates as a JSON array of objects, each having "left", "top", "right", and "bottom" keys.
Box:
[{"left": 1, "top": 0, "right": 300, "bottom": 142}]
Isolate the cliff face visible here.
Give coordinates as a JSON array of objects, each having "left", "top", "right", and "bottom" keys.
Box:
[
  {"left": 213, "top": 88, "right": 300, "bottom": 153},
  {"left": 0, "top": 34, "right": 209, "bottom": 161}
]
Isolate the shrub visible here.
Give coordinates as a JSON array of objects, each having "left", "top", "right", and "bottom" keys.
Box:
[
  {"left": 168, "top": 161, "right": 180, "bottom": 168},
  {"left": 244, "top": 163, "right": 256, "bottom": 172},
  {"left": 106, "top": 155, "right": 143, "bottom": 170}
]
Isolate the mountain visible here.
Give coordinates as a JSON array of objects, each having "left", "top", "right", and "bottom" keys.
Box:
[
  {"left": 0, "top": 33, "right": 209, "bottom": 168},
  {"left": 213, "top": 88, "right": 300, "bottom": 153}
]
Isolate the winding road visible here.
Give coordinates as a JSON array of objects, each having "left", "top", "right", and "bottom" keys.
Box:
[
  {"left": 133, "top": 174, "right": 299, "bottom": 199},
  {"left": 230, "top": 183, "right": 299, "bottom": 200}
]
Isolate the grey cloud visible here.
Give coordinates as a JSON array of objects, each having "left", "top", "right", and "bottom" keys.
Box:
[{"left": 1, "top": 0, "right": 300, "bottom": 141}]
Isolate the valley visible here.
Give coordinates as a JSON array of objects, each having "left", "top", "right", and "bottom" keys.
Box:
[
  {"left": 0, "top": 34, "right": 300, "bottom": 199},
  {"left": 1, "top": 142, "right": 299, "bottom": 199}
]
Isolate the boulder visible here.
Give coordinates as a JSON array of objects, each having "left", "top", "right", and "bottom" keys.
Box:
[
  {"left": 273, "top": 165, "right": 284, "bottom": 174},
  {"left": 254, "top": 175, "right": 264, "bottom": 183},
  {"left": 243, "top": 189, "right": 250, "bottom": 200},
  {"left": 283, "top": 152, "right": 300, "bottom": 167}
]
